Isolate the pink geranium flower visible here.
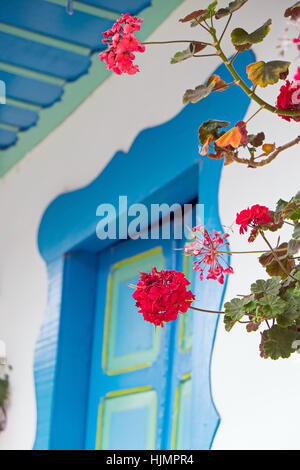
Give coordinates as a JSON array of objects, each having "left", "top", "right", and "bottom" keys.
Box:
[
  {"left": 99, "top": 13, "right": 145, "bottom": 75},
  {"left": 184, "top": 225, "right": 233, "bottom": 285}
]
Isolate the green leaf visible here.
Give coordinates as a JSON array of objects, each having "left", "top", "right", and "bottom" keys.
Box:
[
  {"left": 215, "top": 0, "right": 248, "bottom": 19},
  {"left": 231, "top": 19, "right": 272, "bottom": 52},
  {"left": 251, "top": 277, "right": 281, "bottom": 296},
  {"left": 244, "top": 299, "right": 257, "bottom": 313},
  {"left": 198, "top": 119, "right": 230, "bottom": 145},
  {"left": 224, "top": 315, "right": 236, "bottom": 332},
  {"left": 295, "top": 191, "right": 300, "bottom": 204},
  {"left": 189, "top": 2, "right": 218, "bottom": 27},
  {"left": 262, "top": 325, "right": 296, "bottom": 360},
  {"left": 274, "top": 198, "right": 288, "bottom": 224},
  {"left": 293, "top": 222, "right": 300, "bottom": 240},
  {"left": 288, "top": 239, "right": 300, "bottom": 255},
  {"left": 277, "top": 196, "right": 300, "bottom": 222},
  {"left": 282, "top": 265, "right": 300, "bottom": 288},
  {"left": 224, "top": 297, "right": 250, "bottom": 322},
  {"left": 277, "top": 291, "right": 300, "bottom": 327},
  {"left": 265, "top": 258, "right": 295, "bottom": 281},
  {"left": 246, "top": 60, "right": 291, "bottom": 88},
  {"left": 170, "top": 43, "right": 197, "bottom": 64},
  {"left": 259, "top": 294, "right": 285, "bottom": 317},
  {"left": 183, "top": 75, "right": 229, "bottom": 104},
  {"left": 208, "top": 1, "right": 218, "bottom": 14},
  {"left": 0, "top": 375, "right": 9, "bottom": 405},
  {"left": 294, "top": 282, "right": 300, "bottom": 297}
]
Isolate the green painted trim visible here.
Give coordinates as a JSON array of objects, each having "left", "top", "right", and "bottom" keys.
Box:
[
  {"left": 0, "top": 22, "right": 90, "bottom": 55},
  {"left": 95, "top": 386, "right": 153, "bottom": 449},
  {"left": 102, "top": 247, "right": 163, "bottom": 374},
  {"left": 107, "top": 385, "right": 152, "bottom": 397},
  {"left": 0, "top": 62, "right": 65, "bottom": 86},
  {"left": 171, "top": 374, "right": 191, "bottom": 450},
  {"left": 5, "top": 97, "right": 42, "bottom": 112},
  {"left": 96, "top": 387, "right": 157, "bottom": 450},
  {"left": 0, "top": 123, "right": 19, "bottom": 132},
  {"left": 0, "top": 0, "right": 186, "bottom": 177},
  {"left": 111, "top": 246, "right": 162, "bottom": 271},
  {"left": 179, "top": 250, "right": 194, "bottom": 352}
]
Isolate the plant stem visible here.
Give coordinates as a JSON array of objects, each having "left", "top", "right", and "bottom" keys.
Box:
[
  {"left": 142, "top": 40, "right": 213, "bottom": 46},
  {"left": 210, "top": 29, "right": 300, "bottom": 118},
  {"left": 229, "top": 51, "right": 240, "bottom": 65},
  {"left": 219, "top": 13, "right": 232, "bottom": 44},
  {"left": 190, "top": 305, "right": 225, "bottom": 314},
  {"left": 245, "top": 106, "right": 264, "bottom": 124},
  {"left": 253, "top": 135, "right": 300, "bottom": 167},
  {"left": 218, "top": 248, "right": 289, "bottom": 255},
  {"left": 284, "top": 221, "right": 295, "bottom": 226},
  {"left": 229, "top": 135, "right": 300, "bottom": 167},
  {"left": 259, "top": 230, "right": 298, "bottom": 282},
  {"left": 196, "top": 19, "right": 211, "bottom": 33},
  {"left": 193, "top": 53, "right": 218, "bottom": 58}
]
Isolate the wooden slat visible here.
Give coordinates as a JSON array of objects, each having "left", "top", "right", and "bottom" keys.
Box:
[
  {"left": 0, "top": 0, "right": 113, "bottom": 51},
  {"left": 79, "top": 0, "right": 151, "bottom": 15},
  {"left": 0, "top": 32, "right": 91, "bottom": 81},
  {"left": 0, "top": 127, "right": 17, "bottom": 149},
  {"left": 0, "top": 104, "right": 39, "bottom": 130},
  {"left": 0, "top": 70, "right": 63, "bottom": 107}
]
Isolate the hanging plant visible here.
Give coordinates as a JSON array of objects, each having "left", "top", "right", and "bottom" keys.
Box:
[{"left": 0, "top": 366, "right": 10, "bottom": 431}]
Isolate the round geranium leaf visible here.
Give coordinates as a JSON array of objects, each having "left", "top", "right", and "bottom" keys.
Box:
[
  {"left": 262, "top": 325, "right": 296, "bottom": 360},
  {"left": 215, "top": 0, "right": 248, "bottom": 19},
  {"left": 246, "top": 60, "right": 291, "bottom": 87},
  {"left": 231, "top": 19, "right": 272, "bottom": 52},
  {"left": 183, "top": 75, "right": 229, "bottom": 104}
]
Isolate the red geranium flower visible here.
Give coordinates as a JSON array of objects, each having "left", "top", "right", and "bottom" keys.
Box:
[
  {"left": 294, "top": 67, "right": 300, "bottom": 81},
  {"left": 293, "top": 34, "right": 300, "bottom": 52},
  {"left": 184, "top": 225, "right": 233, "bottom": 285},
  {"left": 99, "top": 13, "right": 145, "bottom": 75},
  {"left": 276, "top": 79, "right": 300, "bottom": 122},
  {"left": 132, "top": 268, "right": 195, "bottom": 327},
  {"left": 236, "top": 204, "right": 272, "bottom": 242}
]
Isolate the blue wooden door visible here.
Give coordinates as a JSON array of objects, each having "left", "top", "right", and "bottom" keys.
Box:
[{"left": 85, "top": 224, "right": 195, "bottom": 450}]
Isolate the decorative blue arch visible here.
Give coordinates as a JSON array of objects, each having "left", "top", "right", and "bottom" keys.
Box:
[{"left": 34, "top": 50, "right": 254, "bottom": 450}]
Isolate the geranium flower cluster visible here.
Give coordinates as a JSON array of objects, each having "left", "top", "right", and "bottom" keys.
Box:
[
  {"left": 184, "top": 225, "right": 233, "bottom": 285},
  {"left": 236, "top": 204, "right": 272, "bottom": 242},
  {"left": 132, "top": 267, "right": 195, "bottom": 327},
  {"left": 276, "top": 72, "right": 300, "bottom": 122},
  {"left": 99, "top": 13, "right": 145, "bottom": 75}
]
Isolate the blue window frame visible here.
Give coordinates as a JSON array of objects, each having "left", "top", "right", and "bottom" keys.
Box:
[{"left": 34, "top": 51, "right": 253, "bottom": 450}]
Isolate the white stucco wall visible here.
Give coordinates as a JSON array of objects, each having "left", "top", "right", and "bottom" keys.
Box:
[{"left": 0, "top": 0, "right": 299, "bottom": 450}]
